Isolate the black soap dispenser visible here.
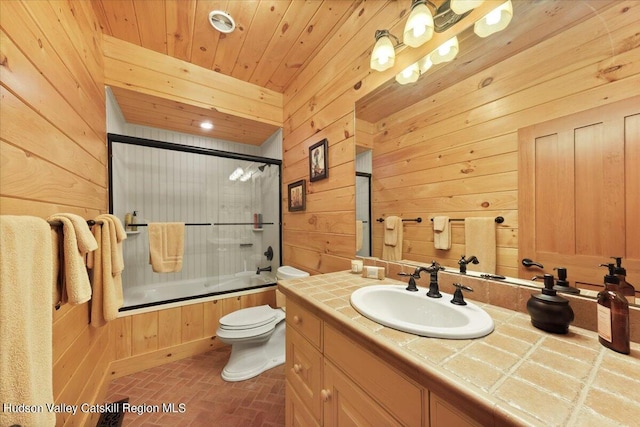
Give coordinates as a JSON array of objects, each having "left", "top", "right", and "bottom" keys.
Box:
[
  {"left": 553, "top": 267, "right": 580, "bottom": 294},
  {"left": 611, "top": 257, "right": 636, "bottom": 305},
  {"left": 527, "top": 274, "right": 574, "bottom": 334}
]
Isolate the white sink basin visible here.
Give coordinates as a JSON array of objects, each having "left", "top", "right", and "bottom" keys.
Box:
[{"left": 350, "top": 285, "right": 494, "bottom": 339}]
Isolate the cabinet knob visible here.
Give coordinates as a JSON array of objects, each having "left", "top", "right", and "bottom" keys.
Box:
[
  {"left": 293, "top": 315, "right": 301, "bottom": 324},
  {"left": 321, "top": 389, "right": 332, "bottom": 402},
  {"left": 293, "top": 363, "right": 302, "bottom": 374}
]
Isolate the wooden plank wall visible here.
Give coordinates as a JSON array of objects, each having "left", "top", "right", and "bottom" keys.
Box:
[
  {"left": 367, "top": 2, "right": 640, "bottom": 278},
  {"left": 109, "top": 290, "right": 276, "bottom": 379},
  {"left": 0, "top": 1, "right": 109, "bottom": 426},
  {"left": 281, "top": 1, "right": 405, "bottom": 275}
]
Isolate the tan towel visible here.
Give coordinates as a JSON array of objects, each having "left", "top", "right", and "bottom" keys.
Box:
[
  {"left": 47, "top": 213, "right": 98, "bottom": 306},
  {"left": 0, "top": 216, "right": 56, "bottom": 427},
  {"left": 465, "top": 217, "right": 497, "bottom": 274},
  {"left": 356, "top": 220, "right": 363, "bottom": 252},
  {"left": 148, "top": 222, "right": 185, "bottom": 273},
  {"left": 88, "top": 214, "right": 127, "bottom": 327},
  {"left": 433, "top": 216, "right": 451, "bottom": 250},
  {"left": 382, "top": 216, "right": 403, "bottom": 261},
  {"left": 384, "top": 216, "right": 399, "bottom": 246}
]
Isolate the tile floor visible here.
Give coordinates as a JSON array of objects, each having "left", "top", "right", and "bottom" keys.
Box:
[{"left": 105, "top": 347, "right": 285, "bottom": 426}]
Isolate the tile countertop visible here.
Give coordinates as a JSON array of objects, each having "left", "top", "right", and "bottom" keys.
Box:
[{"left": 277, "top": 271, "right": 640, "bottom": 427}]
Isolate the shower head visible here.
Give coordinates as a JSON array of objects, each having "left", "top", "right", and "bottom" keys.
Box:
[{"left": 258, "top": 164, "right": 269, "bottom": 172}]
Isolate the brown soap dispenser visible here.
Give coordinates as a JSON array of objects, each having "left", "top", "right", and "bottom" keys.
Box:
[
  {"left": 611, "top": 257, "right": 636, "bottom": 305},
  {"left": 597, "top": 263, "right": 630, "bottom": 354},
  {"left": 527, "top": 274, "right": 574, "bottom": 334}
]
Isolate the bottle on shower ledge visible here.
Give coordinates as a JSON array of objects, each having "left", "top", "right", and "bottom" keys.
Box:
[
  {"left": 597, "top": 263, "right": 630, "bottom": 354},
  {"left": 611, "top": 257, "right": 636, "bottom": 305},
  {"left": 130, "top": 210, "right": 138, "bottom": 231}
]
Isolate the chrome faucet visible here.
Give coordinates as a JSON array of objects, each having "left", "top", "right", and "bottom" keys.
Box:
[
  {"left": 458, "top": 255, "right": 479, "bottom": 274},
  {"left": 256, "top": 266, "right": 272, "bottom": 274}
]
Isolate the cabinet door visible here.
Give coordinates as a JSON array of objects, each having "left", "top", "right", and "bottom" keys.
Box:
[
  {"left": 430, "top": 393, "right": 481, "bottom": 427},
  {"left": 286, "top": 381, "right": 320, "bottom": 427},
  {"left": 519, "top": 96, "right": 640, "bottom": 288},
  {"left": 323, "top": 360, "right": 403, "bottom": 427},
  {"left": 286, "top": 325, "right": 323, "bottom": 424}
]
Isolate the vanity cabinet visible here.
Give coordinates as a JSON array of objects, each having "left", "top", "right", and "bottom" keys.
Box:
[
  {"left": 285, "top": 299, "right": 323, "bottom": 425},
  {"left": 286, "top": 297, "right": 416, "bottom": 426},
  {"left": 430, "top": 393, "right": 481, "bottom": 427},
  {"left": 285, "top": 296, "right": 478, "bottom": 427}
]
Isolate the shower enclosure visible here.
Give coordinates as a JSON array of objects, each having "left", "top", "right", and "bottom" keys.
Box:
[{"left": 109, "top": 134, "right": 281, "bottom": 310}]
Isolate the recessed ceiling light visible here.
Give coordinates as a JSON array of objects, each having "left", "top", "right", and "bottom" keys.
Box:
[
  {"left": 209, "top": 11, "right": 235, "bottom": 34},
  {"left": 200, "top": 122, "right": 214, "bottom": 130}
]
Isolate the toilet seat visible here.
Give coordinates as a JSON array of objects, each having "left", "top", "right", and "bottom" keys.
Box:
[
  {"left": 217, "top": 305, "right": 285, "bottom": 341},
  {"left": 219, "top": 305, "right": 278, "bottom": 330}
]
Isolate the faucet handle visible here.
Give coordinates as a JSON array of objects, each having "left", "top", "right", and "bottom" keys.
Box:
[
  {"left": 451, "top": 283, "right": 473, "bottom": 306},
  {"left": 406, "top": 276, "right": 418, "bottom": 292}
]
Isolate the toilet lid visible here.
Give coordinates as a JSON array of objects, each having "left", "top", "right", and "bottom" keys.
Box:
[{"left": 219, "top": 305, "right": 278, "bottom": 330}]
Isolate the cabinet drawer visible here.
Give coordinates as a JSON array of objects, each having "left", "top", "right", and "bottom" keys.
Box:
[
  {"left": 324, "top": 324, "right": 424, "bottom": 427},
  {"left": 286, "top": 325, "right": 323, "bottom": 424},
  {"left": 286, "top": 298, "right": 322, "bottom": 349}
]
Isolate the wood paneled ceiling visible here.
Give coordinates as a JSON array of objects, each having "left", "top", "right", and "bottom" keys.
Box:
[
  {"left": 93, "top": 0, "right": 359, "bottom": 144},
  {"left": 94, "top": 1, "right": 620, "bottom": 144}
]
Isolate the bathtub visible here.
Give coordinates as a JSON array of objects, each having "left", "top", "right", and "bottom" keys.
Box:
[{"left": 121, "top": 271, "right": 277, "bottom": 311}]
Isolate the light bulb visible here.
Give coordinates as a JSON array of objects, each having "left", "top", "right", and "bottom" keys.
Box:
[
  {"left": 395, "top": 63, "right": 420, "bottom": 85},
  {"left": 403, "top": 2, "right": 434, "bottom": 48},
  {"left": 450, "top": 0, "right": 484, "bottom": 15},
  {"left": 431, "top": 37, "right": 458, "bottom": 64},
  {"left": 371, "top": 32, "right": 396, "bottom": 71},
  {"left": 419, "top": 54, "right": 433, "bottom": 74},
  {"left": 474, "top": 0, "right": 513, "bottom": 38}
]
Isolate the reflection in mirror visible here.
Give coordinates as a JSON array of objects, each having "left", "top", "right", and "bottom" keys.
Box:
[
  {"left": 356, "top": 173, "right": 372, "bottom": 257},
  {"left": 353, "top": 1, "right": 639, "bottom": 306},
  {"left": 356, "top": 151, "right": 372, "bottom": 257}
]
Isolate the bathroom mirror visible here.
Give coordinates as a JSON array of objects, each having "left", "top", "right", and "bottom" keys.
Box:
[{"left": 353, "top": 0, "right": 639, "bottom": 306}]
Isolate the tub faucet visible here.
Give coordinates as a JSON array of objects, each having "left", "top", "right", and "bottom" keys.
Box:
[
  {"left": 256, "top": 266, "right": 272, "bottom": 275},
  {"left": 458, "top": 255, "right": 479, "bottom": 274}
]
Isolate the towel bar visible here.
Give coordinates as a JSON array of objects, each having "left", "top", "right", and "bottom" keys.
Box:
[
  {"left": 429, "top": 216, "right": 504, "bottom": 224},
  {"left": 376, "top": 217, "right": 422, "bottom": 223}
]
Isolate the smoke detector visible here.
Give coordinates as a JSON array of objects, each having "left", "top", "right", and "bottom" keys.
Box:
[{"left": 209, "top": 11, "right": 235, "bottom": 33}]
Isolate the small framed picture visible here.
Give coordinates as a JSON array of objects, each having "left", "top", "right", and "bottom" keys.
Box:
[
  {"left": 288, "top": 180, "right": 306, "bottom": 212},
  {"left": 309, "top": 139, "right": 328, "bottom": 182}
]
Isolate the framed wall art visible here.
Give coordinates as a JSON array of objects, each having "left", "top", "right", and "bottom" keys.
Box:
[
  {"left": 288, "top": 179, "right": 306, "bottom": 212},
  {"left": 309, "top": 138, "right": 328, "bottom": 182}
]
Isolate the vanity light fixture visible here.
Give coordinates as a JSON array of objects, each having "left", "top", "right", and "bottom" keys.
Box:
[
  {"left": 370, "top": 30, "right": 402, "bottom": 72},
  {"left": 403, "top": 0, "right": 435, "bottom": 48},
  {"left": 200, "top": 121, "right": 214, "bottom": 130},
  {"left": 395, "top": 62, "right": 421, "bottom": 85},
  {"left": 430, "top": 36, "right": 459, "bottom": 64},
  {"left": 474, "top": 0, "right": 513, "bottom": 38},
  {"left": 450, "top": 0, "right": 484, "bottom": 15},
  {"left": 370, "top": 0, "right": 514, "bottom": 82}
]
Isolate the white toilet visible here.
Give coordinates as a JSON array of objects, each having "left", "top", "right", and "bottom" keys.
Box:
[{"left": 216, "top": 265, "right": 309, "bottom": 382}]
